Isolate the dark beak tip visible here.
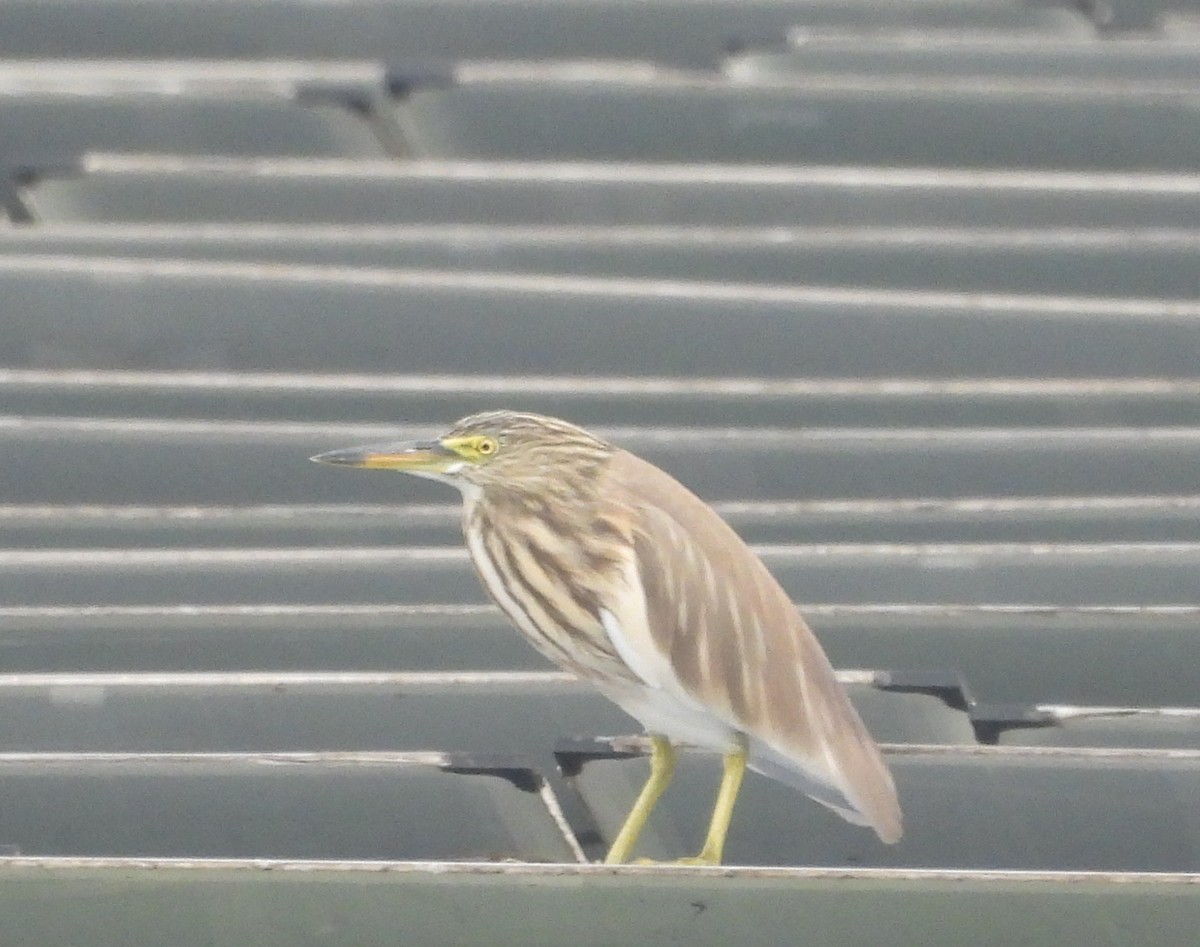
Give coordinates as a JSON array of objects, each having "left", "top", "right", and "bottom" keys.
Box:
[
  {"left": 310, "top": 439, "right": 447, "bottom": 468},
  {"left": 310, "top": 448, "right": 364, "bottom": 466}
]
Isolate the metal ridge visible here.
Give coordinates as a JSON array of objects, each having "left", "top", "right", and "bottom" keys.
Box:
[
  {"left": 0, "top": 855, "right": 1195, "bottom": 884},
  {"left": 8, "top": 367, "right": 1200, "bottom": 398}
]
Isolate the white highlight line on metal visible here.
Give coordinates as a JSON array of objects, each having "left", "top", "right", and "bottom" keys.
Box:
[
  {"left": 0, "top": 503, "right": 459, "bottom": 522},
  {"left": 6, "top": 367, "right": 1200, "bottom": 399},
  {"left": 536, "top": 780, "right": 589, "bottom": 865},
  {"left": 778, "top": 30, "right": 1200, "bottom": 53},
  {"left": 0, "top": 60, "right": 384, "bottom": 87},
  {"left": 452, "top": 55, "right": 1194, "bottom": 88},
  {"left": 0, "top": 670, "right": 881, "bottom": 689},
  {"left": 457, "top": 60, "right": 1200, "bottom": 99},
  {"left": 1, "top": 603, "right": 1198, "bottom": 620},
  {"left": 0, "top": 603, "right": 498, "bottom": 619},
  {"left": 0, "top": 62, "right": 384, "bottom": 101},
  {"left": 26, "top": 495, "right": 1193, "bottom": 523},
  {"left": 4, "top": 494, "right": 1198, "bottom": 526},
  {"left": 3, "top": 854, "right": 1197, "bottom": 883},
  {"left": 715, "top": 495, "right": 1200, "bottom": 516},
  {"left": 0, "top": 670, "right": 578, "bottom": 689},
  {"left": 0, "top": 751, "right": 454, "bottom": 766},
  {"left": 3, "top": 542, "right": 1200, "bottom": 568},
  {"left": 1039, "top": 705, "right": 1200, "bottom": 721},
  {"left": 6, "top": 224, "right": 1200, "bottom": 251},
  {"left": 0, "top": 547, "right": 470, "bottom": 566},
  {"left": 755, "top": 541, "right": 1200, "bottom": 559},
  {"left": 804, "top": 603, "right": 1200, "bottom": 618},
  {"left": 3, "top": 254, "right": 1200, "bottom": 315},
  {"left": 8, "top": 415, "right": 1200, "bottom": 447},
  {"left": 79, "top": 153, "right": 1200, "bottom": 194},
  {"left": 594, "top": 736, "right": 1200, "bottom": 762},
  {"left": 882, "top": 743, "right": 1200, "bottom": 761},
  {"left": 0, "top": 742, "right": 1195, "bottom": 764}
]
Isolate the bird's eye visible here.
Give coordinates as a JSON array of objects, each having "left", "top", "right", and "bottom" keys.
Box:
[{"left": 476, "top": 437, "right": 498, "bottom": 456}]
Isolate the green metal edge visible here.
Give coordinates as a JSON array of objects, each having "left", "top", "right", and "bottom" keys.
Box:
[{"left": 0, "top": 859, "right": 1196, "bottom": 947}]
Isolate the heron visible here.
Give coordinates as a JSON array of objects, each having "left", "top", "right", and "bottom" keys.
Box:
[{"left": 312, "top": 410, "right": 901, "bottom": 864}]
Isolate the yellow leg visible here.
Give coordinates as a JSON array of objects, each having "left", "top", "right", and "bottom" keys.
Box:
[
  {"left": 604, "top": 735, "right": 676, "bottom": 864},
  {"left": 685, "top": 747, "right": 747, "bottom": 866}
]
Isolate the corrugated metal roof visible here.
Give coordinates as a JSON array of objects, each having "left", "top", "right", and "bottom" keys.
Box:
[{"left": 1, "top": 1, "right": 1199, "bottom": 944}]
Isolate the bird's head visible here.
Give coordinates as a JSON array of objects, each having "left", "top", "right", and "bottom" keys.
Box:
[{"left": 310, "top": 410, "right": 614, "bottom": 497}]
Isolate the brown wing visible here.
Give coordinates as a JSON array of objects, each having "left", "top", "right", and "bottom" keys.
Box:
[{"left": 603, "top": 449, "right": 902, "bottom": 843}]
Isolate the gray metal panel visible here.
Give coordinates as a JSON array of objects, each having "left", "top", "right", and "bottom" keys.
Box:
[
  {"left": 999, "top": 710, "right": 1200, "bottom": 749},
  {"left": 0, "top": 673, "right": 639, "bottom": 756},
  {"left": 570, "top": 745, "right": 1200, "bottom": 869},
  {"left": 0, "top": 752, "right": 580, "bottom": 861},
  {"left": 2, "top": 224, "right": 1198, "bottom": 299},
  {"left": 0, "top": 603, "right": 1196, "bottom": 707},
  {"left": 727, "top": 34, "right": 1200, "bottom": 81},
  {"left": 4, "top": 539, "right": 1200, "bottom": 606},
  {"left": 811, "top": 606, "right": 1200, "bottom": 706},
  {"left": 391, "top": 71, "right": 1200, "bottom": 168},
  {"left": 7, "top": 495, "right": 1200, "bottom": 547},
  {"left": 0, "top": 605, "right": 1195, "bottom": 708},
  {"left": 2, "top": 259, "right": 1199, "bottom": 378},
  {"left": 0, "top": 604, "right": 546, "bottom": 674},
  {"left": 7, "top": 370, "right": 1200, "bottom": 428},
  {"left": 0, "top": 673, "right": 964, "bottom": 752},
  {"left": 7, "top": 419, "right": 1200, "bottom": 503},
  {"left": 0, "top": 96, "right": 383, "bottom": 161},
  {"left": 24, "top": 158, "right": 1200, "bottom": 227},
  {"left": 0, "top": 0, "right": 1096, "bottom": 63}
]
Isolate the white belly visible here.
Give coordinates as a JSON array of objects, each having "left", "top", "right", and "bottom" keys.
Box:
[{"left": 598, "top": 679, "right": 741, "bottom": 754}]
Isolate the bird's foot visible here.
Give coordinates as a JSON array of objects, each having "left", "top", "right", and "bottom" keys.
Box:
[{"left": 631, "top": 854, "right": 720, "bottom": 867}]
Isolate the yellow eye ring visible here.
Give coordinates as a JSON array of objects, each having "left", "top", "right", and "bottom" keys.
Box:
[{"left": 476, "top": 437, "right": 498, "bottom": 455}]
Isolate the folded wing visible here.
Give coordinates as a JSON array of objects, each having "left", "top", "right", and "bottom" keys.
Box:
[{"left": 601, "top": 449, "right": 903, "bottom": 843}]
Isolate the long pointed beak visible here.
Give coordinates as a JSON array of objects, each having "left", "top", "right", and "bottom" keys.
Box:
[{"left": 310, "top": 439, "right": 458, "bottom": 472}]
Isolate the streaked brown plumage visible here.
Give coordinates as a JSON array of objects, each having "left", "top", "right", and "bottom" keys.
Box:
[{"left": 312, "top": 410, "right": 902, "bottom": 862}]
